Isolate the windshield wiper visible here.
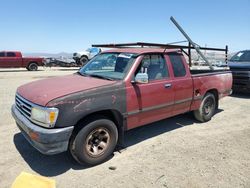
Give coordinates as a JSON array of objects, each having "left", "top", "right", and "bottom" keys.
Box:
[
  {"left": 76, "top": 71, "right": 82, "bottom": 75},
  {"left": 88, "top": 74, "right": 114, "bottom": 81},
  {"left": 76, "top": 71, "right": 89, "bottom": 77}
]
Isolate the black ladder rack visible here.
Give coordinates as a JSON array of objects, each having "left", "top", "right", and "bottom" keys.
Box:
[{"left": 92, "top": 42, "right": 228, "bottom": 67}]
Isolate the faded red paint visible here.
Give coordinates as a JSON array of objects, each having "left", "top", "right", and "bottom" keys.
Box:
[
  {"left": 16, "top": 47, "right": 232, "bottom": 131},
  {"left": 17, "top": 74, "right": 116, "bottom": 106},
  {"left": 124, "top": 51, "right": 232, "bottom": 130},
  {"left": 12, "top": 47, "right": 233, "bottom": 157},
  {"left": 190, "top": 72, "right": 233, "bottom": 111}
]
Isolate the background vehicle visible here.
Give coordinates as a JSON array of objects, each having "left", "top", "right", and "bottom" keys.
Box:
[
  {"left": 73, "top": 47, "right": 101, "bottom": 66},
  {"left": 0, "top": 51, "right": 44, "bottom": 71},
  {"left": 228, "top": 50, "right": 250, "bottom": 92},
  {"left": 11, "top": 44, "right": 232, "bottom": 165},
  {"left": 45, "top": 56, "right": 76, "bottom": 67}
]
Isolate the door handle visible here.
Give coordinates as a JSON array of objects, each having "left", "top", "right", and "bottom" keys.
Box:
[{"left": 164, "top": 83, "right": 172, "bottom": 88}]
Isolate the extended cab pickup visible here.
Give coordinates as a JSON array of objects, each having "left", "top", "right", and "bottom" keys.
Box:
[
  {"left": 0, "top": 51, "right": 44, "bottom": 71},
  {"left": 11, "top": 47, "right": 232, "bottom": 165}
]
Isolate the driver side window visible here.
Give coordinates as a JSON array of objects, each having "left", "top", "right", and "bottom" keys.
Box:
[{"left": 136, "top": 54, "right": 169, "bottom": 81}]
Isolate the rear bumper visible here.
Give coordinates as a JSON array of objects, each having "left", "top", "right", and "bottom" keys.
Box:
[{"left": 11, "top": 105, "right": 74, "bottom": 155}]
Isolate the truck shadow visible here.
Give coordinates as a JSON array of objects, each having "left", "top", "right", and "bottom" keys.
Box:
[
  {"left": 123, "top": 110, "right": 223, "bottom": 147},
  {"left": 230, "top": 93, "right": 250, "bottom": 99},
  {"left": 13, "top": 110, "right": 223, "bottom": 177},
  {"left": 13, "top": 133, "right": 87, "bottom": 176},
  {"left": 124, "top": 113, "right": 196, "bottom": 147}
]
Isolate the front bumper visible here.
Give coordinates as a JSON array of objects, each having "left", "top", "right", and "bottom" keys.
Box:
[
  {"left": 11, "top": 104, "right": 74, "bottom": 155},
  {"left": 231, "top": 71, "right": 250, "bottom": 92},
  {"left": 232, "top": 79, "right": 250, "bottom": 92},
  {"left": 233, "top": 84, "right": 250, "bottom": 93}
]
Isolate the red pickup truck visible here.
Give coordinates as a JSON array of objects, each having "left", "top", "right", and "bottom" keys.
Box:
[
  {"left": 0, "top": 51, "right": 44, "bottom": 71},
  {"left": 11, "top": 46, "right": 232, "bottom": 165}
]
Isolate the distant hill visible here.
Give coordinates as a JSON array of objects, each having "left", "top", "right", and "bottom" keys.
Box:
[{"left": 23, "top": 52, "right": 73, "bottom": 58}]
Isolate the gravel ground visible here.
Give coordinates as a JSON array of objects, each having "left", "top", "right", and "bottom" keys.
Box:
[{"left": 0, "top": 67, "right": 250, "bottom": 188}]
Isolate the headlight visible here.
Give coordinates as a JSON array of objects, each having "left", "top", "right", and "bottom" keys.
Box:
[{"left": 31, "top": 107, "right": 59, "bottom": 128}]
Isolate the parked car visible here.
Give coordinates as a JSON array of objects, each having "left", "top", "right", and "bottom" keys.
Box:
[
  {"left": 0, "top": 51, "right": 44, "bottom": 71},
  {"left": 11, "top": 46, "right": 232, "bottom": 165},
  {"left": 45, "top": 56, "right": 76, "bottom": 67},
  {"left": 228, "top": 50, "right": 250, "bottom": 92},
  {"left": 73, "top": 47, "right": 101, "bottom": 66}
]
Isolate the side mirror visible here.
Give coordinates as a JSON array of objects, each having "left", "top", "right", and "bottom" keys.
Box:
[{"left": 134, "top": 73, "right": 148, "bottom": 84}]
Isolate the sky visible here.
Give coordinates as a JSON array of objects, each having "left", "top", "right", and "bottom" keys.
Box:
[{"left": 0, "top": 0, "right": 249, "bottom": 53}]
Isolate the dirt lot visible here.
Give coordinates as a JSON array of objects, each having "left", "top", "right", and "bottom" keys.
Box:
[{"left": 0, "top": 67, "right": 250, "bottom": 188}]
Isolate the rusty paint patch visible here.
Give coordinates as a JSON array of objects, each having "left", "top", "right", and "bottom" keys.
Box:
[{"left": 112, "top": 95, "right": 117, "bottom": 104}]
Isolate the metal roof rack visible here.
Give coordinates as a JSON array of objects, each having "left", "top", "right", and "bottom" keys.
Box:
[
  {"left": 92, "top": 42, "right": 226, "bottom": 52},
  {"left": 92, "top": 42, "right": 228, "bottom": 68}
]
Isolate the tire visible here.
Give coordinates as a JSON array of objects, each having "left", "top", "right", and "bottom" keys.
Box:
[
  {"left": 194, "top": 92, "right": 216, "bottom": 122},
  {"left": 79, "top": 56, "right": 88, "bottom": 66},
  {"left": 70, "top": 117, "right": 118, "bottom": 165},
  {"left": 27, "top": 62, "right": 38, "bottom": 71}
]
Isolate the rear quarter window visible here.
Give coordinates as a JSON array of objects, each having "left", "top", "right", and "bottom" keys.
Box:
[{"left": 169, "top": 54, "right": 186, "bottom": 77}]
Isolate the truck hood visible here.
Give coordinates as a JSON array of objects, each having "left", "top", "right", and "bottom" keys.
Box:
[
  {"left": 228, "top": 61, "right": 250, "bottom": 69},
  {"left": 17, "top": 74, "right": 116, "bottom": 106}
]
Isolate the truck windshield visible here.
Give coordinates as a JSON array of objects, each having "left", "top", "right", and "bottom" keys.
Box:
[
  {"left": 230, "top": 51, "right": 250, "bottom": 62},
  {"left": 78, "top": 53, "right": 137, "bottom": 80}
]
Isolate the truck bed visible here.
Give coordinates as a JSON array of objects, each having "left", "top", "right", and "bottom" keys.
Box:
[
  {"left": 188, "top": 69, "right": 232, "bottom": 111},
  {"left": 190, "top": 69, "right": 231, "bottom": 76}
]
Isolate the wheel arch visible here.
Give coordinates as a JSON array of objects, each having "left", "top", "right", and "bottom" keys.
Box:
[
  {"left": 28, "top": 61, "right": 38, "bottom": 66},
  {"left": 80, "top": 55, "right": 89, "bottom": 60},
  {"left": 72, "top": 109, "right": 125, "bottom": 145}
]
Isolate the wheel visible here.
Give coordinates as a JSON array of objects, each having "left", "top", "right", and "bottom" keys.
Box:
[
  {"left": 79, "top": 56, "right": 88, "bottom": 66},
  {"left": 27, "top": 62, "right": 38, "bottom": 71},
  {"left": 194, "top": 92, "right": 216, "bottom": 122},
  {"left": 69, "top": 117, "right": 118, "bottom": 165}
]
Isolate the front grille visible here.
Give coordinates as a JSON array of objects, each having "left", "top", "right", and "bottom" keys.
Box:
[
  {"left": 15, "top": 94, "right": 32, "bottom": 120},
  {"left": 233, "top": 76, "right": 250, "bottom": 80},
  {"left": 231, "top": 70, "right": 250, "bottom": 80},
  {"left": 230, "top": 67, "right": 250, "bottom": 71}
]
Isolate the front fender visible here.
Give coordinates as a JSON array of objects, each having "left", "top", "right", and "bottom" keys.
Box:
[{"left": 47, "top": 82, "right": 127, "bottom": 128}]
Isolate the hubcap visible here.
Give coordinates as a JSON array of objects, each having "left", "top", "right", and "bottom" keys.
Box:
[
  {"left": 80, "top": 58, "right": 87, "bottom": 66},
  {"left": 203, "top": 98, "right": 214, "bottom": 115},
  {"left": 85, "top": 128, "right": 110, "bottom": 157},
  {"left": 30, "top": 64, "right": 37, "bottom": 70}
]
